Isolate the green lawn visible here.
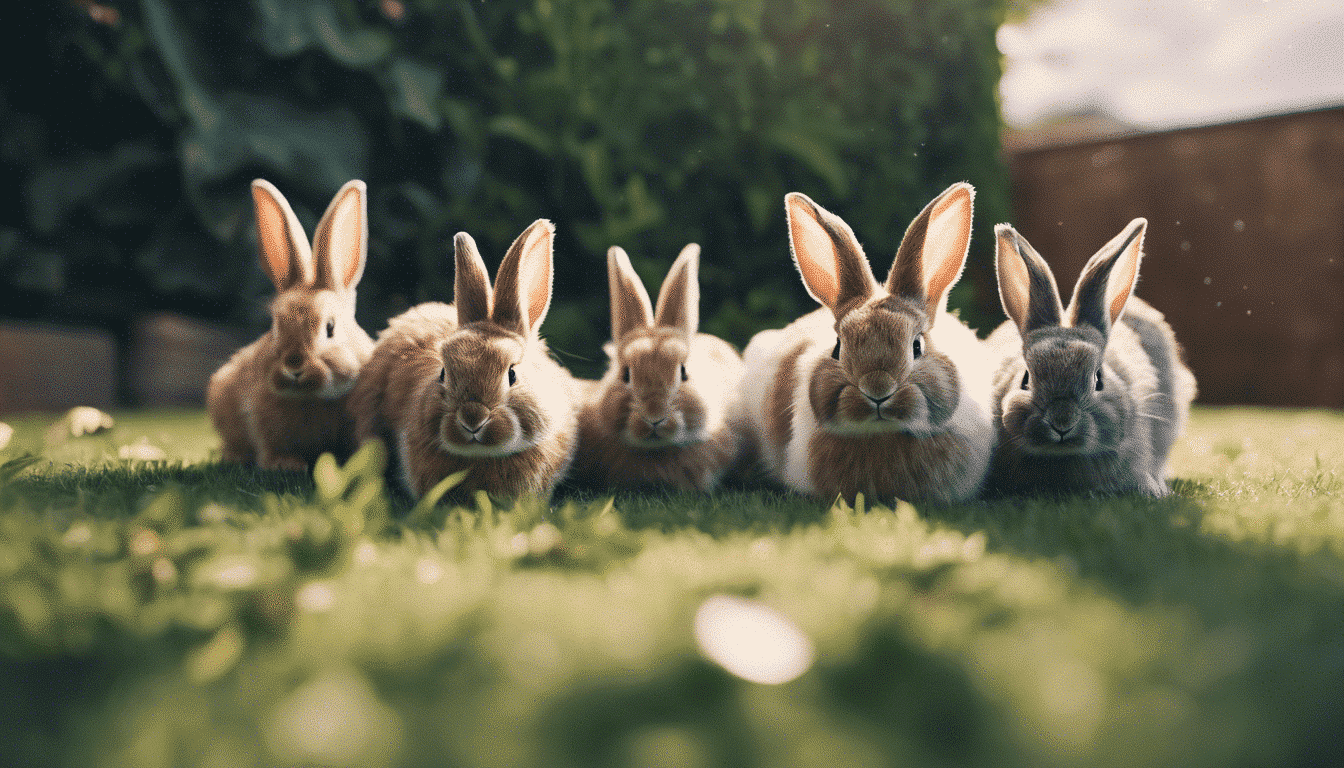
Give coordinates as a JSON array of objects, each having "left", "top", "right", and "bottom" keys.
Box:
[{"left": 2, "top": 407, "right": 1342, "bottom": 768}]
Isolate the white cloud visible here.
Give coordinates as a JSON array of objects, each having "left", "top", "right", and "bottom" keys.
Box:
[{"left": 999, "top": 0, "right": 1344, "bottom": 129}]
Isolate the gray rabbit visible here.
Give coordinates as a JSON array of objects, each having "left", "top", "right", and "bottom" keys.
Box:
[{"left": 984, "top": 219, "right": 1196, "bottom": 497}]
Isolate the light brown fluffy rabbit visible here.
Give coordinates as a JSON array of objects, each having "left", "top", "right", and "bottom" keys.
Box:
[
  {"left": 741, "top": 184, "right": 995, "bottom": 504},
  {"left": 571, "top": 244, "right": 748, "bottom": 492},
  {"left": 349, "top": 220, "right": 579, "bottom": 500},
  {"left": 207, "top": 179, "right": 374, "bottom": 471}
]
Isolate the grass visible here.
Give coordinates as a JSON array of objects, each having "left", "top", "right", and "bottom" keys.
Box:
[{"left": 1, "top": 406, "right": 1343, "bottom": 768}]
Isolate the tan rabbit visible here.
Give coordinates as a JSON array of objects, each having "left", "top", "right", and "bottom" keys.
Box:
[
  {"left": 984, "top": 220, "right": 1197, "bottom": 496},
  {"left": 349, "top": 220, "right": 579, "bottom": 500},
  {"left": 740, "top": 184, "right": 995, "bottom": 504},
  {"left": 207, "top": 179, "right": 374, "bottom": 471},
  {"left": 571, "top": 244, "right": 748, "bottom": 492}
]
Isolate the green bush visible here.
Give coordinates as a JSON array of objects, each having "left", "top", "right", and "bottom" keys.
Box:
[{"left": 7, "top": 0, "right": 1010, "bottom": 374}]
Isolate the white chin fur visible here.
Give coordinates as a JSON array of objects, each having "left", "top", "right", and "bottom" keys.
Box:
[
  {"left": 317, "top": 378, "right": 356, "bottom": 399},
  {"left": 438, "top": 435, "right": 530, "bottom": 458},
  {"left": 824, "top": 416, "right": 933, "bottom": 437},
  {"left": 623, "top": 430, "right": 702, "bottom": 449}
]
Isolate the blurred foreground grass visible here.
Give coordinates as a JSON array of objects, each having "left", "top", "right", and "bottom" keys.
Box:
[{"left": 1, "top": 407, "right": 1342, "bottom": 768}]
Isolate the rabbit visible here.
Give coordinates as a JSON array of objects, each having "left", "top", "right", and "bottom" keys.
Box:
[
  {"left": 348, "top": 219, "right": 579, "bottom": 501},
  {"left": 207, "top": 179, "right": 375, "bottom": 471},
  {"left": 571, "top": 243, "right": 748, "bottom": 492},
  {"left": 740, "top": 183, "right": 995, "bottom": 504},
  {"left": 983, "top": 219, "right": 1197, "bottom": 497}
]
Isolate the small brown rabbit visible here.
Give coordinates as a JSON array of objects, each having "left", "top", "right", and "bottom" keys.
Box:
[
  {"left": 207, "top": 179, "right": 374, "bottom": 471},
  {"left": 349, "top": 220, "right": 579, "bottom": 500},
  {"left": 571, "top": 244, "right": 748, "bottom": 492}
]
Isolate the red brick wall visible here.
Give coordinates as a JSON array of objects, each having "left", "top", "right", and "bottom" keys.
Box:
[{"left": 1005, "top": 107, "right": 1344, "bottom": 407}]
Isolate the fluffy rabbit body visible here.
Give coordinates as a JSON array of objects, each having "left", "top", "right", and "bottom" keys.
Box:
[
  {"left": 349, "top": 220, "right": 578, "bottom": 500},
  {"left": 741, "top": 184, "right": 994, "bottom": 503},
  {"left": 572, "top": 244, "right": 747, "bottom": 492},
  {"left": 207, "top": 179, "right": 374, "bottom": 471},
  {"left": 984, "top": 219, "right": 1196, "bottom": 496}
]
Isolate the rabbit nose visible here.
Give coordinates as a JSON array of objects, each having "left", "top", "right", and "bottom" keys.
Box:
[
  {"left": 1045, "top": 404, "right": 1080, "bottom": 439},
  {"left": 858, "top": 372, "right": 897, "bottom": 405},
  {"left": 283, "top": 353, "right": 304, "bottom": 370},
  {"left": 458, "top": 403, "right": 490, "bottom": 435}
]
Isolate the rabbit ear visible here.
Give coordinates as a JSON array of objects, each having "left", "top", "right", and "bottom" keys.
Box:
[
  {"left": 454, "top": 232, "right": 492, "bottom": 324},
  {"left": 785, "top": 192, "right": 876, "bottom": 313},
  {"left": 492, "top": 219, "right": 555, "bottom": 336},
  {"left": 886, "top": 182, "right": 974, "bottom": 318},
  {"left": 654, "top": 243, "right": 700, "bottom": 336},
  {"left": 995, "top": 224, "right": 1063, "bottom": 334},
  {"left": 251, "top": 179, "right": 314, "bottom": 291},
  {"left": 608, "top": 246, "right": 654, "bottom": 342},
  {"left": 1067, "top": 218, "right": 1146, "bottom": 334},
  {"left": 311, "top": 180, "right": 367, "bottom": 291}
]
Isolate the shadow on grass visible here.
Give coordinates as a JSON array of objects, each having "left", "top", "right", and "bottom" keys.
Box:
[
  {"left": 918, "top": 483, "right": 1344, "bottom": 768},
  {"left": 2, "top": 461, "right": 315, "bottom": 518}
]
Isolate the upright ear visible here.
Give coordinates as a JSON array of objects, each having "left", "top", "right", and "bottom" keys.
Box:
[
  {"left": 492, "top": 219, "right": 555, "bottom": 336},
  {"left": 654, "top": 243, "right": 700, "bottom": 336},
  {"left": 1067, "top": 218, "right": 1146, "bottom": 334},
  {"left": 995, "top": 224, "right": 1063, "bottom": 334},
  {"left": 251, "top": 179, "right": 314, "bottom": 291},
  {"left": 785, "top": 192, "right": 876, "bottom": 313},
  {"left": 454, "top": 232, "right": 492, "bottom": 324},
  {"left": 607, "top": 246, "right": 654, "bottom": 342},
  {"left": 311, "top": 179, "right": 367, "bottom": 291},
  {"left": 886, "top": 182, "right": 975, "bottom": 318}
]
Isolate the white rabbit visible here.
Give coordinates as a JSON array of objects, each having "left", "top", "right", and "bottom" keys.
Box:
[{"left": 741, "top": 183, "right": 994, "bottom": 504}]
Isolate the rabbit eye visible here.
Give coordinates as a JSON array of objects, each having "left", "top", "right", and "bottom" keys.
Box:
[
  {"left": 622, "top": 366, "right": 631, "bottom": 384},
  {"left": 912, "top": 335, "right": 923, "bottom": 359},
  {"left": 325, "top": 320, "right": 335, "bottom": 339},
  {"left": 831, "top": 339, "right": 841, "bottom": 360},
  {"left": 508, "top": 366, "right": 517, "bottom": 387},
  {"left": 680, "top": 364, "right": 688, "bottom": 382},
  {"left": 438, "top": 367, "right": 446, "bottom": 384},
  {"left": 1095, "top": 369, "right": 1104, "bottom": 391},
  {"left": 1021, "top": 371, "right": 1030, "bottom": 390}
]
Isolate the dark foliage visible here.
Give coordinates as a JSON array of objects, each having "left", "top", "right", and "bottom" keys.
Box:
[{"left": 3, "top": 0, "right": 1010, "bottom": 376}]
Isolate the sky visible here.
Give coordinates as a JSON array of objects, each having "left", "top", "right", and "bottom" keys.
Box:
[{"left": 997, "top": 0, "right": 1344, "bottom": 129}]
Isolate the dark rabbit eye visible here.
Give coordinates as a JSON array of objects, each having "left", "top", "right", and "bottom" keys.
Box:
[
  {"left": 325, "top": 320, "right": 335, "bottom": 338},
  {"left": 508, "top": 366, "right": 517, "bottom": 387},
  {"left": 912, "top": 335, "right": 923, "bottom": 359},
  {"left": 680, "top": 364, "right": 688, "bottom": 382},
  {"left": 622, "top": 366, "right": 631, "bottom": 384},
  {"left": 831, "top": 339, "right": 841, "bottom": 360},
  {"left": 1095, "top": 369, "right": 1104, "bottom": 391},
  {"left": 1021, "top": 371, "right": 1030, "bottom": 390},
  {"left": 438, "top": 367, "right": 446, "bottom": 384}
]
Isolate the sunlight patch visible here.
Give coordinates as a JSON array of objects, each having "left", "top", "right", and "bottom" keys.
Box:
[{"left": 694, "top": 595, "right": 815, "bottom": 685}]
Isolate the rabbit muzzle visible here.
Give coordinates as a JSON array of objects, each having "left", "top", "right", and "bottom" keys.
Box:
[{"left": 270, "top": 355, "right": 327, "bottom": 395}]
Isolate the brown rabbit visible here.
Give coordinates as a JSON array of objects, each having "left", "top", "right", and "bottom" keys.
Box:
[
  {"left": 207, "top": 179, "right": 374, "bottom": 471},
  {"left": 571, "top": 244, "right": 748, "bottom": 492},
  {"left": 740, "top": 184, "right": 995, "bottom": 504},
  {"left": 349, "top": 220, "right": 579, "bottom": 500}
]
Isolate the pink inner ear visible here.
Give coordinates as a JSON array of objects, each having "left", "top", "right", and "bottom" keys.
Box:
[
  {"left": 315, "top": 184, "right": 365, "bottom": 290},
  {"left": 252, "top": 182, "right": 312, "bottom": 290},
  {"left": 788, "top": 197, "right": 842, "bottom": 308},
  {"left": 996, "top": 231, "right": 1032, "bottom": 330},
  {"left": 1108, "top": 240, "right": 1141, "bottom": 324},
  {"left": 517, "top": 222, "right": 554, "bottom": 333},
  {"left": 921, "top": 188, "right": 973, "bottom": 309}
]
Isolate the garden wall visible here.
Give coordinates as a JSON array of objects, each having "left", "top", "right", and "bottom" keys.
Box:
[{"left": 1005, "top": 106, "right": 1344, "bottom": 408}]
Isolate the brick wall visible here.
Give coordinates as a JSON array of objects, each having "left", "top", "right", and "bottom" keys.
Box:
[{"left": 1004, "top": 106, "right": 1344, "bottom": 407}]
